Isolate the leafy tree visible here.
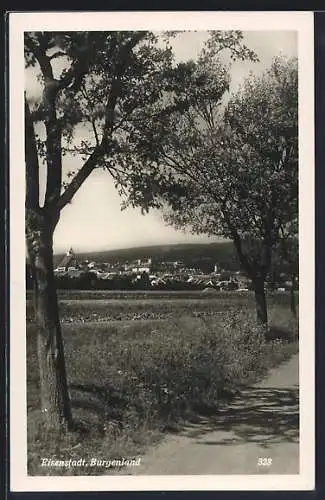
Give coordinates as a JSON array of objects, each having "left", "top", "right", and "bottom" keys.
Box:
[
  {"left": 119, "top": 55, "right": 298, "bottom": 325},
  {"left": 25, "top": 30, "right": 255, "bottom": 430},
  {"left": 273, "top": 220, "right": 298, "bottom": 316},
  {"left": 218, "top": 56, "right": 298, "bottom": 324}
]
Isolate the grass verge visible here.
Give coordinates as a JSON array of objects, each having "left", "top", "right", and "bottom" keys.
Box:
[{"left": 27, "top": 306, "right": 298, "bottom": 475}]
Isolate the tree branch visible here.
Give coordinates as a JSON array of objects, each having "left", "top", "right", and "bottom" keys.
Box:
[
  {"left": 25, "top": 34, "right": 54, "bottom": 79},
  {"left": 49, "top": 51, "right": 66, "bottom": 60},
  {"left": 218, "top": 201, "right": 255, "bottom": 278},
  {"left": 44, "top": 120, "right": 62, "bottom": 206},
  {"left": 54, "top": 32, "right": 147, "bottom": 212},
  {"left": 91, "top": 119, "right": 100, "bottom": 146},
  {"left": 55, "top": 148, "right": 101, "bottom": 212},
  {"left": 103, "top": 32, "right": 147, "bottom": 137},
  {"left": 25, "top": 95, "right": 40, "bottom": 208}
]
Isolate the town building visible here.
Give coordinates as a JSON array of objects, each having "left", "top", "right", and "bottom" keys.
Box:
[{"left": 55, "top": 248, "right": 79, "bottom": 272}]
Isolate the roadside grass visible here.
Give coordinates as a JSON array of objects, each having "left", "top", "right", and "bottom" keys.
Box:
[{"left": 27, "top": 302, "right": 298, "bottom": 476}]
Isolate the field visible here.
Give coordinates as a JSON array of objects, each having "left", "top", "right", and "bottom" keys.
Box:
[
  {"left": 26, "top": 290, "right": 296, "bottom": 324},
  {"left": 27, "top": 290, "right": 299, "bottom": 475}
]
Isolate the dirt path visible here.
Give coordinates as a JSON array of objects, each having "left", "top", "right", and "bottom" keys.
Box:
[{"left": 132, "top": 354, "right": 299, "bottom": 475}]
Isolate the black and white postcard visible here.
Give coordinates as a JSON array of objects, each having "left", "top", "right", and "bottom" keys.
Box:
[{"left": 9, "top": 11, "right": 315, "bottom": 492}]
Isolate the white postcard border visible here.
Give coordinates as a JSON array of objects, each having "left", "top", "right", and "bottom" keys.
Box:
[{"left": 9, "top": 10, "right": 315, "bottom": 492}]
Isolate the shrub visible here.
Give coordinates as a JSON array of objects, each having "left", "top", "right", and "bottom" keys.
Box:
[{"left": 88, "top": 312, "right": 285, "bottom": 425}]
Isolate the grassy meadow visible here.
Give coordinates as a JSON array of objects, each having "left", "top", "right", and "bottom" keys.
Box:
[{"left": 26, "top": 290, "right": 299, "bottom": 475}]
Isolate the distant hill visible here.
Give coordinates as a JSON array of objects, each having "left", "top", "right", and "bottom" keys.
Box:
[{"left": 54, "top": 241, "right": 240, "bottom": 271}]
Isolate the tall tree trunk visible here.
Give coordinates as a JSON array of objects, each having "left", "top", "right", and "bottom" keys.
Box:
[
  {"left": 229, "top": 228, "right": 270, "bottom": 327},
  {"left": 252, "top": 277, "right": 268, "bottom": 326},
  {"left": 26, "top": 209, "right": 72, "bottom": 431},
  {"left": 290, "top": 274, "right": 297, "bottom": 318}
]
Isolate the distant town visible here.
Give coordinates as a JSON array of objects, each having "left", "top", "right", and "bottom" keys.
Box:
[{"left": 32, "top": 248, "right": 298, "bottom": 292}]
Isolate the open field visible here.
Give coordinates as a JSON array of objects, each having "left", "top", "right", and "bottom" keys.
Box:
[
  {"left": 26, "top": 290, "right": 297, "bottom": 324},
  {"left": 27, "top": 289, "right": 297, "bottom": 301},
  {"left": 27, "top": 292, "right": 299, "bottom": 475}
]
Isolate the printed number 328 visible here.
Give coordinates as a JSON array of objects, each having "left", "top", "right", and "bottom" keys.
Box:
[{"left": 257, "top": 457, "right": 272, "bottom": 466}]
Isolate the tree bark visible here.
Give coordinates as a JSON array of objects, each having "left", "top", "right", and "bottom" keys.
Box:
[
  {"left": 252, "top": 277, "right": 268, "bottom": 326},
  {"left": 290, "top": 274, "right": 297, "bottom": 318},
  {"left": 229, "top": 227, "right": 269, "bottom": 326},
  {"left": 26, "top": 209, "right": 72, "bottom": 431}
]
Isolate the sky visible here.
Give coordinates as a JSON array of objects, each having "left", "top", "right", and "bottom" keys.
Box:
[{"left": 25, "top": 31, "right": 297, "bottom": 253}]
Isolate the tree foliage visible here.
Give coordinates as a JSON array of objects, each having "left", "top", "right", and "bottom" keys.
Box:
[
  {"left": 159, "top": 56, "right": 298, "bottom": 285},
  {"left": 112, "top": 53, "right": 298, "bottom": 323},
  {"left": 25, "top": 30, "right": 257, "bottom": 216}
]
